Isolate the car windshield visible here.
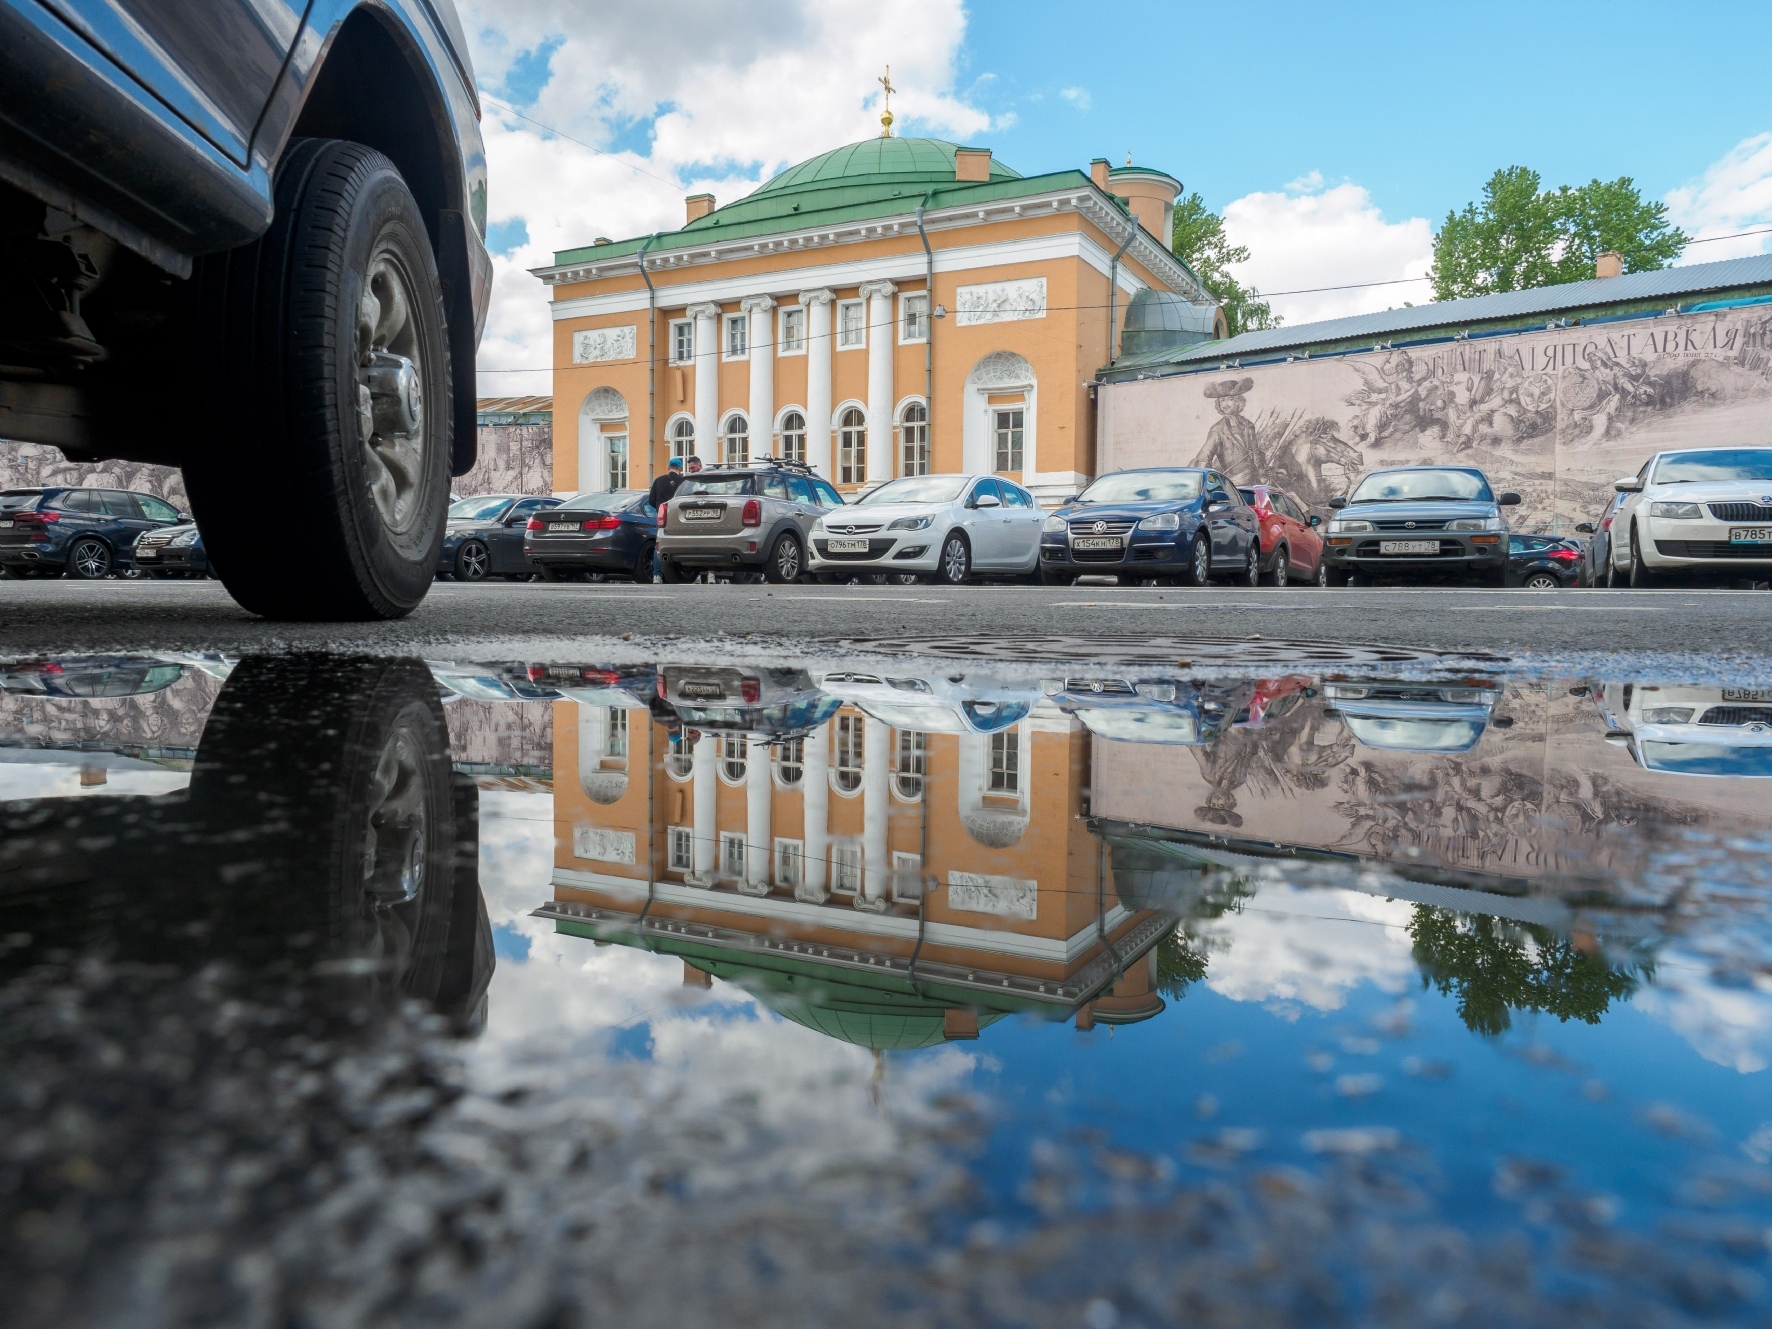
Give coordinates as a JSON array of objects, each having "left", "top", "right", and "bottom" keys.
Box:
[
  {"left": 856, "top": 476, "right": 968, "bottom": 505},
  {"left": 1639, "top": 742, "right": 1772, "bottom": 777},
  {"left": 0, "top": 490, "right": 44, "bottom": 510},
  {"left": 448, "top": 496, "right": 512, "bottom": 520},
  {"left": 1652, "top": 449, "right": 1772, "bottom": 484},
  {"left": 1076, "top": 473, "right": 1202, "bottom": 504},
  {"left": 677, "top": 477, "right": 751, "bottom": 496},
  {"left": 1350, "top": 469, "right": 1492, "bottom": 503},
  {"left": 560, "top": 491, "right": 642, "bottom": 511}
]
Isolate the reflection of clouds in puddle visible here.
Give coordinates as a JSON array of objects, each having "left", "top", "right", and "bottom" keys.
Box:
[
  {"left": 476, "top": 789, "right": 557, "bottom": 935},
  {"left": 1632, "top": 953, "right": 1772, "bottom": 1073},
  {"left": 1200, "top": 885, "right": 1416, "bottom": 1012}
]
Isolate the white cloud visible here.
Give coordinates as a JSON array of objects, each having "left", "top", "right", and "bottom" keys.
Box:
[
  {"left": 455, "top": 0, "right": 994, "bottom": 394},
  {"left": 1665, "top": 131, "right": 1772, "bottom": 265},
  {"left": 1059, "top": 86, "right": 1091, "bottom": 112},
  {"left": 1219, "top": 177, "right": 1434, "bottom": 329},
  {"left": 1200, "top": 884, "right": 1417, "bottom": 1013}
]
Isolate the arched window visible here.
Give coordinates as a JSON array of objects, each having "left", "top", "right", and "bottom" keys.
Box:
[
  {"left": 832, "top": 715, "right": 863, "bottom": 793},
  {"left": 774, "top": 737, "right": 804, "bottom": 788},
  {"left": 665, "top": 732, "right": 694, "bottom": 780},
  {"left": 894, "top": 729, "right": 927, "bottom": 799},
  {"left": 670, "top": 417, "right": 695, "bottom": 460},
  {"left": 899, "top": 402, "right": 928, "bottom": 477},
  {"left": 720, "top": 733, "right": 747, "bottom": 783},
  {"left": 779, "top": 411, "right": 806, "bottom": 464},
  {"left": 838, "top": 407, "right": 866, "bottom": 484},
  {"left": 723, "top": 414, "right": 749, "bottom": 467}
]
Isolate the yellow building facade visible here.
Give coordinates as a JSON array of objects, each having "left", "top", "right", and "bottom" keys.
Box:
[{"left": 532, "top": 137, "right": 1222, "bottom": 506}]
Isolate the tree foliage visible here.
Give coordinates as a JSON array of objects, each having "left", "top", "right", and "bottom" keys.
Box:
[
  {"left": 1430, "top": 167, "right": 1688, "bottom": 301},
  {"left": 1171, "top": 192, "right": 1279, "bottom": 337}
]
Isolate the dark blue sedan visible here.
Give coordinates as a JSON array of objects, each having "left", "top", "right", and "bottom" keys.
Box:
[
  {"left": 1039, "top": 467, "right": 1261, "bottom": 586},
  {"left": 522, "top": 490, "right": 659, "bottom": 582},
  {"left": 438, "top": 494, "right": 563, "bottom": 582}
]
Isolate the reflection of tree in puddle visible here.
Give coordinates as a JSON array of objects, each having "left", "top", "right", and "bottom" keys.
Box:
[
  {"left": 1152, "top": 874, "right": 1256, "bottom": 1001},
  {"left": 1407, "top": 906, "right": 1649, "bottom": 1036}
]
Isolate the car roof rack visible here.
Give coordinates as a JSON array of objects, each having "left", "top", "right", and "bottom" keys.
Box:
[{"left": 746, "top": 454, "right": 816, "bottom": 475}]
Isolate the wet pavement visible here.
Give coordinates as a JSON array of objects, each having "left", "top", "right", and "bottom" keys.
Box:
[{"left": 6, "top": 643, "right": 1772, "bottom": 1325}]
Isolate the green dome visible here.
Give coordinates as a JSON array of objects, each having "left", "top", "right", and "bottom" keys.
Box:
[{"left": 697, "top": 957, "right": 1006, "bottom": 1050}]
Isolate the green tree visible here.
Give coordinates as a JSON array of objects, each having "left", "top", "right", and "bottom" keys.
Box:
[
  {"left": 1430, "top": 166, "right": 1688, "bottom": 301},
  {"left": 1171, "top": 191, "right": 1279, "bottom": 337}
]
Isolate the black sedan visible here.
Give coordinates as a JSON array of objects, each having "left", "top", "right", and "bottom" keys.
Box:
[
  {"left": 130, "top": 522, "right": 209, "bottom": 578},
  {"left": 523, "top": 490, "right": 658, "bottom": 582},
  {"left": 1508, "top": 534, "right": 1583, "bottom": 589},
  {"left": 438, "top": 495, "right": 564, "bottom": 582},
  {"left": 1038, "top": 467, "right": 1261, "bottom": 586},
  {"left": 0, "top": 485, "right": 184, "bottom": 578}
]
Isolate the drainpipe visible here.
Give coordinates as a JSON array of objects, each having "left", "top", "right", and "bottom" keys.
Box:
[
  {"left": 636, "top": 232, "right": 661, "bottom": 483},
  {"left": 915, "top": 192, "right": 938, "bottom": 458},
  {"left": 1106, "top": 211, "right": 1136, "bottom": 366}
]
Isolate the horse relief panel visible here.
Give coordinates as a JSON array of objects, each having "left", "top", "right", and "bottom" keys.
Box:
[{"left": 1101, "top": 303, "right": 1772, "bottom": 529}]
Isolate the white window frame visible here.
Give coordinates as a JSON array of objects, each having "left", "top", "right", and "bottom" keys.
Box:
[
  {"left": 832, "top": 713, "right": 864, "bottom": 794},
  {"left": 831, "top": 840, "right": 862, "bottom": 894},
  {"left": 773, "top": 735, "right": 805, "bottom": 789},
  {"left": 898, "top": 292, "right": 929, "bottom": 345},
  {"left": 719, "top": 831, "right": 747, "bottom": 881},
  {"left": 718, "top": 732, "right": 747, "bottom": 784},
  {"left": 723, "top": 313, "right": 748, "bottom": 361},
  {"left": 665, "top": 732, "right": 694, "bottom": 781},
  {"left": 667, "top": 414, "right": 696, "bottom": 460},
  {"left": 776, "top": 408, "right": 807, "bottom": 465},
  {"left": 606, "top": 434, "right": 629, "bottom": 491},
  {"left": 897, "top": 398, "right": 929, "bottom": 479},
  {"left": 720, "top": 411, "right": 750, "bottom": 468},
  {"left": 774, "top": 837, "right": 805, "bottom": 891},
  {"left": 836, "top": 405, "right": 867, "bottom": 487},
  {"left": 892, "top": 728, "right": 927, "bottom": 801},
  {"left": 993, "top": 406, "right": 1025, "bottom": 474},
  {"left": 892, "top": 851, "right": 924, "bottom": 902},
  {"left": 670, "top": 320, "right": 694, "bottom": 365},
  {"left": 989, "top": 730, "right": 1021, "bottom": 793},
  {"left": 667, "top": 824, "right": 693, "bottom": 872},
  {"left": 836, "top": 300, "right": 866, "bottom": 351},
  {"left": 777, "top": 305, "right": 806, "bottom": 356}
]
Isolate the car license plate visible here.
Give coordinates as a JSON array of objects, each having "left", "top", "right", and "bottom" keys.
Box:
[
  {"left": 135, "top": 549, "right": 157, "bottom": 559},
  {"left": 1723, "top": 688, "right": 1772, "bottom": 702},
  {"left": 682, "top": 507, "right": 721, "bottom": 521},
  {"left": 827, "top": 538, "right": 870, "bottom": 553},
  {"left": 1379, "top": 539, "right": 1440, "bottom": 555},
  {"left": 678, "top": 681, "right": 725, "bottom": 699},
  {"left": 1070, "top": 536, "right": 1123, "bottom": 552},
  {"left": 0, "top": 520, "right": 10, "bottom": 528},
  {"left": 1729, "top": 527, "right": 1772, "bottom": 544},
  {"left": 547, "top": 521, "right": 578, "bottom": 531}
]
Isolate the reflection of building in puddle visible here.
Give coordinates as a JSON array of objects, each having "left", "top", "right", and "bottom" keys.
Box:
[{"left": 537, "top": 667, "right": 1175, "bottom": 1046}]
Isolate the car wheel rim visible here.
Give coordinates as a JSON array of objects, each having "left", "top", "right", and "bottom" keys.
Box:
[
  {"left": 1193, "top": 542, "right": 1208, "bottom": 582},
  {"left": 462, "top": 545, "right": 486, "bottom": 579},
  {"left": 355, "top": 248, "right": 427, "bottom": 534},
  {"left": 779, "top": 540, "right": 800, "bottom": 579},
  {"left": 74, "top": 542, "right": 107, "bottom": 577},
  {"left": 1248, "top": 549, "right": 1259, "bottom": 581},
  {"left": 945, "top": 539, "right": 966, "bottom": 580},
  {"left": 1274, "top": 556, "right": 1288, "bottom": 587}
]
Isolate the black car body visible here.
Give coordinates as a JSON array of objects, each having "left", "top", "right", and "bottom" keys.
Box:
[
  {"left": 130, "top": 521, "right": 209, "bottom": 577},
  {"left": 1508, "top": 534, "right": 1582, "bottom": 588},
  {"left": 1575, "top": 492, "right": 1627, "bottom": 587},
  {"left": 0, "top": 485, "right": 183, "bottom": 577},
  {"left": 524, "top": 490, "right": 658, "bottom": 581},
  {"left": 1039, "top": 467, "right": 1260, "bottom": 585},
  {"left": 438, "top": 495, "right": 563, "bottom": 581},
  {"left": 1, "top": 0, "right": 491, "bottom": 619},
  {"left": 1322, "top": 466, "right": 1519, "bottom": 585}
]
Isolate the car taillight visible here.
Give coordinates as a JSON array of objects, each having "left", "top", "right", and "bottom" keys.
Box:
[
  {"left": 741, "top": 499, "right": 761, "bottom": 527},
  {"left": 657, "top": 503, "right": 667, "bottom": 525},
  {"left": 526, "top": 517, "right": 545, "bottom": 531},
  {"left": 13, "top": 510, "right": 56, "bottom": 524},
  {"left": 583, "top": 515, "right": 621, "bottom": 531},
  {"left": 582, "top": 669, "right": 620, "bottom": 684},
  {"left": 741, "top": 677, "right": 760, "bottom": 703},
  {"left": 527, "top": 664, "right": 548, "bottom": 681},
  {"left": 1549, "top": 548, "right": 1578, "bottom": 562},
  {"left": 657, "top": 677, "right": 667, "bottom": 699}
]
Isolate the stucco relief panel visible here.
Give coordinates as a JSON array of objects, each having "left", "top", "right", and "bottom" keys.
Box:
[
  {"left": 572, "top": 325, "right": 638, "bottom": 364},
  {"left": 955, "top": 277, "right": 1047, "bottom": 327}
]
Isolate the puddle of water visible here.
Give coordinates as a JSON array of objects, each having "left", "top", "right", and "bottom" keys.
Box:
[{"left": 5, "top": 653, "right": 1772, "bottom": 1325}]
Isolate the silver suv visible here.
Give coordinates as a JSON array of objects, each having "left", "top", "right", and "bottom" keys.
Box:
[{"left": 658, "top": 459, "right": 846, "bottom": 583}]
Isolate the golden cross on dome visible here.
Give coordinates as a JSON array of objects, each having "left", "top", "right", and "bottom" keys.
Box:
[{"left": 878, "top": 65, "right": 896, "bottom": 137}]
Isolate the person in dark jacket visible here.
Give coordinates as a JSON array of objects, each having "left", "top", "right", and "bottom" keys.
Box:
[{"left": 648, "top": 455, "right": 685, "bottom": 509}]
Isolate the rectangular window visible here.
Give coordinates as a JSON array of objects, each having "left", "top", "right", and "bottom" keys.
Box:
[
  {"left": 837, "top": 300, "right": 865, "bottom": 349},
  {"left": 833, "top": 715, "right": 864, "bottom": 792},
  {"left": 606, "top": 709, "right": 629, "bottom": 758},
  {"left": 725, "top": 314, "right": 748, "bottom": 359},
  {"left": 993, "top": 408, "right": 1025, "bottom": 473},
  {"left": 720, "top": 831, "right": 747, "bottom": 880},
  {"left": 894, "top": 729, "right": 927, "bottom": 798},
  {"left": 778, "top": 307, "right": 805, "bottom": 354},
  {"left": 892, "top": 851, "right": 923, "bottom": 902},
  {"left": 670, "top": 320, "right": 694, "bottom": 364},
  {"left": 606, "top": 436, "right": 628, "bottom": 490},
  {"left": 774, "top": 838, "right": 804, "bottom": 891},
  {"left": 668, "top": 825, "right": 693, "bottom": 872},
  {"left": 900, "top": 293, "right": 929, "bottom": 342},
  {"left": 989, "top": 730, "right": 1020, "bottom": 793},
  {"left": 832, "top": 842, "right": 862, "bottom": 894}
]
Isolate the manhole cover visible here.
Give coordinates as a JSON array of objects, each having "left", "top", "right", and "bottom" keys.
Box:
[{"left": 827, "top": 634, "right": 1508, "bottom": 668}]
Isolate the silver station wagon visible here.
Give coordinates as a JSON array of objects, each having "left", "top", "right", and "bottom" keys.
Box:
[{"left": 657, "top": 459, "right": 846, "bottom": 584}]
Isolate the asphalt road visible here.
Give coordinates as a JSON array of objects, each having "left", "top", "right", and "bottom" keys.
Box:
[{"left": 3, "top": 578, "right": 1770, "bottom": 672}]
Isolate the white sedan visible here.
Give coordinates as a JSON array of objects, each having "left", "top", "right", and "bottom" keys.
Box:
[
  {"left": 807, "top": 474, "right": 1045, "bottom": 584},
  {"left": 1609, "top": 446, "right": 1772, "bottom": 585}
]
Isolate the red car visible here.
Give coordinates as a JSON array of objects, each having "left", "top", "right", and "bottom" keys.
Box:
[{"left": 1238, "top": 486, "right": 1326, "bottom": 586}]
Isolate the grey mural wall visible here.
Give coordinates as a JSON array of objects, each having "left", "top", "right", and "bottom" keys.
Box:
[{"left": 0, "top": 440, "right": 187, "bottom": 508}]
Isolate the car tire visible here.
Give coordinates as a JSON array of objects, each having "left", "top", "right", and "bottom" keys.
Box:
[
  {"left": 935, "top": 532, "right": 971, "bottom": 585},
  {"left": 1316, "top": 555, "right": 1346, "bottom": 587},
  {"left": 67, "top": 537, "right": 112, "bottom": 579},
  {"left": 815, "top": 569, "right": 851, "bottom": 585},
  {"left": 453, "top": 540, "right": 490, "bottom": 581},
  {"left": 180, "top": 139, "right": 452, "bottom": 621},
  {"left": 1628, "top": 524, "right": 1658, "bottom": 588},
  {"left": 1486, "top": 562, "right": 1509, "bottom": 588},
  {"left": 1180, "top": 534, "right": 1211, "bottom": 587},
  {"left": 633, "top": 542, "right": 658, "bottom": 583},
  {"left": 1262, "top": 544, "right": 1289, "bottom": 587},
  {"left": 1234, "top": 542, "right": 1260, "bottom": 586},
  {"left": 1039, "top": 568, "right": 1075, "bottom": 586},
  {"left": 765, "top": 533, "right": 803, "bottom": 584},
  {"left": 659, "top": 557, "right": 689, "bottom": 584},
  {"left": 1522, "top": 571, "right": 1560, "bottom": 590}
]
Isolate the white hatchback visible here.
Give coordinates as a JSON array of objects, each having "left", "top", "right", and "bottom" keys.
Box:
[
  {"left": 1609, "top": 446, "right": 1772, "bottom": 585},
  {"left": 807, "top": 474, "right": 1044, "bottom": 584}
]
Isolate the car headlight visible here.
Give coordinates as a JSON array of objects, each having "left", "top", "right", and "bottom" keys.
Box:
[
  {"left": 1043, "top": 515, "right": 1068, "bottom": 533},
  {"left": 887, "top": 514, "right": 932, "bottom": 531},
  {"left": 1136, "top": 512, "right": 1180, "bottom": 531},
  {"left": 1642, "top": 706, "right": 1695, "bottom": 724},
  {"left": 1649, "top": 501, "right": 1702, "bottom": 520},
  {"left": 811, "top": 518, "right": 825, "bottom": 532},
  {"left": 1445, "top": 516, "right": 1504, "bottom": 532},
  {"left": 1327, "top": 519, "right": 1372, "bottom": 533},
  {"left": 171, "top": 529, "right": 200, "bottom": 546}
]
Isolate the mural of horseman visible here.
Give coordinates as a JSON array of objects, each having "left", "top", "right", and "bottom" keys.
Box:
[
  {"left": 1190, "top": 375, "right": 1362, "bottom": 506},
  {"left": 1193, "top": 377, "right": 1262, "bottom": 481}
]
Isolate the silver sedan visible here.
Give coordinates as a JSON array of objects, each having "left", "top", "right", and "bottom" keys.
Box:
[{"left": 807, "top": 474, "right": 1045, "bottom": 584}]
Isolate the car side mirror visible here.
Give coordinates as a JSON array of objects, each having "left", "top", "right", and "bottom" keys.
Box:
[
  {"left": 1497, "top": 492, "right": 1522, "bottom": 507},
  {"left": 974, "top": 494, "right": 1001, "bottom": 508},
  {"left": 1328, "top": 496, "right": 1348, "bottom": 510},
  {"left": 1307, "top": 514, "right": 1322, "bottom": 527},
  {"left": 1575, "top": 522, "right": 1594, "bottom": 534},
  {"left": 1613, "top": 477, "right": 1644, "bottom": 493}
]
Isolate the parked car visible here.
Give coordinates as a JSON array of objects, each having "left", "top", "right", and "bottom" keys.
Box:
[
  {"left": 1574, "top": 491, "right": 1628, "bottom": 587},
  {"left": 0, "top": 0, "right": 491, "bottom": 620},
  {"left": 1591, "top": 681, "right": 1772, "bottom": 777},
  {"left": 1040, "top": 467, "right": 1261, "bottom": 586},
  {"left": 660, "top": 460, "right": 846, "bottom": 584},
  {"left": 1508, "top": 534, "right": 1582, "bottom": 588},
  {"left": 1238, "top": 484, "right": 1325, "bottom": 586},
  {"left": 1321, "top": 681, "right": 1502, "bottom": 753},
  {"left": 808, "top": 474, "right": 1042, "bottom": 585},
  {"left": 0, "top": 485, "right": 184, "bottom": 578},
  {"left": 0, "top": 655, "right": 187, "bottom": 699},
  {"left": 1049, "top": 675, "right": 1252, "bottom": 745},
  {"left": 818, "top": 669, "right": 1045, "bottom": 734},
  {"left": 660, "top": 666, "right": 839, "bottom": 738},
  {"left": 131, "top": 522, "right": 210, "bottom": 578},
  {"left": 1322, "top": 466, "right": 1519, "bottom": 586},
  {"left": 1605, "top": 447, "right": 1772, "bottom": 587},
  {"left": 524, "top": 490, "right": 657, "bottom": 582},
  {"left": 438, "top": 495, "right": 563, "bottom": 581}
]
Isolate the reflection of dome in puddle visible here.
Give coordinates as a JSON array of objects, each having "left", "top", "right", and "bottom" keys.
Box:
[
  {"left": 1108, "top": 839, "right": 1213, "bottom": 913},
  {"left": 961, "top": 809, "right": 1028, "bottom": 847},
  {"left": 581, "top": 771, "right": 629, "bottom": 804},
  {"left": 708, "top": 961, "right": 1007, "bottom": 1049}
]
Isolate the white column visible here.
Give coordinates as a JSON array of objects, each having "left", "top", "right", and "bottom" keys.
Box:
[
  {"left": 800, "top": 288, "right": 834, "bottom": 480},
  {"left": 745, "top": 736, "right": 772, "bottom": 892},
  {"left": 799, "top": 722, "right": 830, "bottom": 903},
  {"left": 687, "top": 301, "right": 721, "bottom": 463},
  {"left": 742, "top": 295, "right": 775, "bottom": 457},
  {"left": 861, "top": 716, "right": 889, "bottom": 906},
  {"left": 859, "top": 280, "right": 897, "bottom": 484},
  {"left": 690, "top": 733, "right": 716, "bottom": 885}
]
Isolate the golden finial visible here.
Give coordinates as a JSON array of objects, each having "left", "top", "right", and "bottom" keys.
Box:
[
  {"left": 879, "top": 65, "right": 897, "bottom": 138},
  {"left": 1126, "top": 151, "right": 1133, "bottom": 167}
]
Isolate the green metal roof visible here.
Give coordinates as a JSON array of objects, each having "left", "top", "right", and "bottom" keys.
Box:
[{"left": 752, "top": 137, "right": 1020, "bottom": 197}]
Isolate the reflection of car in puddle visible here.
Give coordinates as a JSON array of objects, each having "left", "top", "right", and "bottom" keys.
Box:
[
  {"left": 1592, "top": 681, "right": 1772, "bottom": 777},
  {"left": 1, "top": 656, "right": 186, "bottom": 699},
  {"left": 662, "top": 666, "right": 840, "bottom": 737},
  {"left": 818, "top": 670, "right": 1041, "bottom": 734},
  {"left": 1321, "top": 681, "right": 1500, "bottom": 753},
  {"left": 1048, "top": 675, "right": 1251, "bottom": 746},
  {"left": 518, "top": 663, "right": 656, "bottom": 710}
]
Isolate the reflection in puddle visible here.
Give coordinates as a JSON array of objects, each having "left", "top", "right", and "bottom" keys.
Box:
[{"left": 6, "top": 652, "right": 1772, "bottom": 1324}]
